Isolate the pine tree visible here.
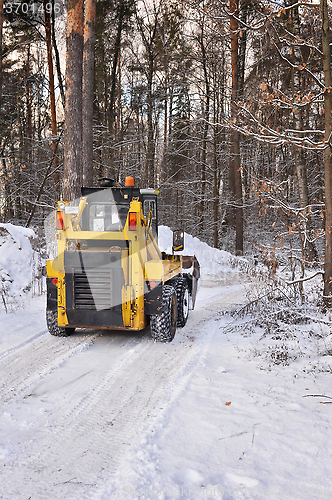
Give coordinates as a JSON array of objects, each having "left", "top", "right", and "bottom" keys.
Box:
[{"left": 63, "top": 0, "right": 84, "bottom": 200}]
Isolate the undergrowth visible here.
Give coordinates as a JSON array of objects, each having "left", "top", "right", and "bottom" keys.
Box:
[{"left": 222, "top": 261, "right": 332, "bottom": 371}]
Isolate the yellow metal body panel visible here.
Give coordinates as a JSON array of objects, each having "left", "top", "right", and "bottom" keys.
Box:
[
  {"left": 144, "top": 259, "right": 181, "bottom": 283},
  {"left": 57, "top": 274, "right": 69, "bottom": 326},
  {"left": 145, "top": 260, "right": 163, "bottom": 282},
  {"left": 46, "top": 260, "right": 58, "bottom": 278}
]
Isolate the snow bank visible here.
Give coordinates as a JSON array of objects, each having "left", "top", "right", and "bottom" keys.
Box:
[
  {"left": 0, "top": 223, "right": 37, "bottom": 302},
  {"left": 158, "top": 225, "right": 243, "bottom": 277}
]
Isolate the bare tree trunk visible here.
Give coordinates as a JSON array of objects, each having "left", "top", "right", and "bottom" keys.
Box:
[
  {"left": 116, "top": 48, "right": 123, "bottom": 181},
  {"left": 136, "top": 6, "right": 161, "bottom": 187},
  {"left": 63, "top": 0, "right": 84, "bottom": 200},
  {"left": 230, "top": 0, "right": 243, "bottom": 255},
  {"left": 321, "top": 0, "right": 332, "bottom": 305},
  {"left": 52, "top": 0, "right": 65, "bottom": 110},
  {"left": 26, "top": 45, "right": 32, "bottom": 141},
  {"left": 160, "top": 76, "right": 171, "bottom": 186},
  {"left": 146, "top": 60, "right": 155, "bottom": 186},
  {"left": 1, "top": 157, "right": 11, "bottom": 221},
  {"left": 198, "top": 28, "right": 210, "bottom": 239},
  {"left": 212, "top": 57, "right": 224, "bottom": 249},
  {"left": 108, "top": 0, "right": 125, "bottom": 175},
  {"left": 0, "top": 0, "right": 4, "bottom": 112},
  {"left": 228, "top": 0, "right": 237, "bottom": 229},
  {"left": 160, "top": 74, "right": 168, "bottom": 178},
  {"left": 82, "top": 0, "right": 96, "bottom": 187},
  {"left": 294, "top": 146, "right": 318, "bottom": 262},
  {"left": 238, "top": 0, "right": 247, "bottom": 95},
  {"left": 44, "top": 0, "right": 59, "bottom": 195},
  {"left": 290, "top": 3, "right": 318, "bottom": 263},
  {"left": 213, "top": 122, "right": 219, "bottom": 248}
]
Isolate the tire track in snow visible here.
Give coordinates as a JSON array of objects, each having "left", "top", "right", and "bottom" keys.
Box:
[
  {"left": 0, "top": 331, "right": 101, "bottom": 405},
  {"left": 0, "top": 329, "right": 48, "bottom": 360}
]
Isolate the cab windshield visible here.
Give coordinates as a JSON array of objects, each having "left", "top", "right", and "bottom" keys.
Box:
[{"left": 89, "top": 203, "right": 129, "bottom": 231}]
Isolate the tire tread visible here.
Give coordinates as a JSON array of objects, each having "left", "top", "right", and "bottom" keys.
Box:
[
  {"left": 150, "top": 285, "right": 177, "bottom": 342},
  {"left": 46, "top": 309, "right": 75, "bottom": 337}
]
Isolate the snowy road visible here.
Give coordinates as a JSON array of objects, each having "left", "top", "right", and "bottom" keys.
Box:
[
  {"left": 2, "top": 273, "right": 332, "bottom": 500},
  {"left": 0, "top": 277, "right": 247, "bottom": 500}
]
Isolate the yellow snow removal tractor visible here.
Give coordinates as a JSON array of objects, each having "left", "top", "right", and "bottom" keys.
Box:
[{"left": 45, "top": 177, "right": 200, "bottom": 342}]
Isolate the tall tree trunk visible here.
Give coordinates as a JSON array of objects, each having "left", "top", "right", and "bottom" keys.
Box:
[
  {"left": 229, "top": 0, "right": 243, "bottom": 255},
  {"left": 26, "top": 45, "right": 32, "bottom": 141},
  {"left": 321, "top": 0, "right": 332, "bottom": 304},
  {"left": 0, "top": 0, "right": 4, "bottom": 112},
  {"left": 290, "top": 3, "right": 318, "bottom": 263},
  {"left": 294, "top": 146, "right": 318, "bottom": 262},
  {"left": 146, "top": 59, "right": 155, "bottom": 186},
  {"left": 238, "top": 1, "right": 247, "bottom": 95},
  {"left": 52, "top": 0, "right": 65, "bottom": 110},
  {"left": 108, "top": 0, "right": 125, "bottom": 175},
  {"left": 212, "top": 55, "right": 225, "bottom": 249},
  {"left": 116, "top": 48, "right": 122, "bottom": 181},
  {"left": 44, "top": 0, "right": 59, "bottom": 195},
  {"left": 199, "top": 29, "right": 210, "bottom": 239},
  {"left": 63, "top": 0, "right": 84, "bottom": 200},
  {"left": 228, "top": 0, "right": 237, "bottom": 229},
  {"left": 24, "top": 44, "right": 32, "bottom": 217},
  {"left": 2, "top": 157, "right": 11, "bottom": 221},
  {"left": 213, "top": 116, "right": 219, "bottom": 248},
  {"left": 136, "top": 8, "right": 159, "bottom": 187},
  {"left": 160, "top": 72, "right": 168, "bottom": 176},
  {"left": 82, "top": 0, "right": 96, "bottom": 187}
]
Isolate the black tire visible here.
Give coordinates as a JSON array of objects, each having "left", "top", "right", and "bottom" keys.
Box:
[
  {"left": 174, "top": 278, "right": 190, "bottom": 328},
  {"left": 46, "top": 309, "right": 75, "bottom": 337},
  {"left": 150, "top": 285, "right": 177, "bottom": 342}
]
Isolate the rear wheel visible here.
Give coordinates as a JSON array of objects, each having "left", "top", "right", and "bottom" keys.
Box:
[
  {"left": 175, "top": 278, "right": 190, "bottom": 328},
  {"left": 150, "top": 285, "right": 177, "bottom": 342},
  {"left": 46, "top": 309, "right": 75, "bottom": 337}
]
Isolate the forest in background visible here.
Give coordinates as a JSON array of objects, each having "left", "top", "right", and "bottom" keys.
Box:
[{"left": 1, "top": 0, "right": 332, "bottom": 301}]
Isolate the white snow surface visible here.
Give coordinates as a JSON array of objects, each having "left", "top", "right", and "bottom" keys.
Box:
[
  {"left": 0, "top": 223, "right": 36, "bottom": 300},
  {"left": 158, "top": 225, "right": 239, "bottom": 278},
  {"left": 0, "top": 225, "right": 331, "bottom": 499}
]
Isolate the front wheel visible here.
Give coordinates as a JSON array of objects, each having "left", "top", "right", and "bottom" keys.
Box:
[
  {"left": 46, "top": 309, "right": 75, "bottom": 337},
  {"left": 150, "top": 285, "right": 177, "bottom": 342}
]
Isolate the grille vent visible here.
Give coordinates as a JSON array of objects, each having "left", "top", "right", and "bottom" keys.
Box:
[{"left": 74, "top": 268, "right": 112, "bottom": 310}]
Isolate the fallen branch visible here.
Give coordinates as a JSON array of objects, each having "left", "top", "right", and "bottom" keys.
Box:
[
  {"left": 237, "top": 288, "right": 295, "bottom": 316},
  {"left": 1, "top": 288, "right": 7, "bottom": 313},
  {"left": 286, "top": 271, "right": 324, "bottom": 286},
  {"left": 303, "top": 394, "right": 332, "bottom": 400}
]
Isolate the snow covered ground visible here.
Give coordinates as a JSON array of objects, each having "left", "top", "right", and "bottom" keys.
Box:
[
  {"left": 0, "top": 225, "right": 332, "bottom": 499},
  {"left": 0, "top": 223, "right": 43, "bottom": 311}
]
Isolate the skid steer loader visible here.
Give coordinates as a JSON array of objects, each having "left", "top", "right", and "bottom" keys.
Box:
[{"left": 45, "top": 177, "right": 200, "bottom": 342}]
